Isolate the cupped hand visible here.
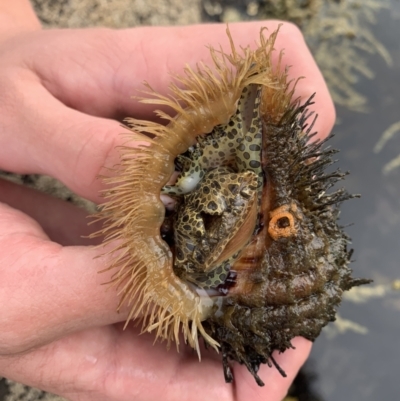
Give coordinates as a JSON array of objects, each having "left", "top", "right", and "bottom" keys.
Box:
[{"left": 0, "top": 22, "right": 334, "bottom": 401}]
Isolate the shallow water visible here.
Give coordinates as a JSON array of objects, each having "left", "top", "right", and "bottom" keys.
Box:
[{"left": 304, "top": 3, "right": 400, "bottom": 400}]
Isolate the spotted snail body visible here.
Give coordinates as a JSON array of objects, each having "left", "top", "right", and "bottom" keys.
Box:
[{"left": 95, "top": 27, "right": 370, "bottom": 386}]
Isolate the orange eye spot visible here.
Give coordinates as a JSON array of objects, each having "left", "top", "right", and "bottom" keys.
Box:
[{"left": 268, "top": 204, "right": 297, "bottom": 240}]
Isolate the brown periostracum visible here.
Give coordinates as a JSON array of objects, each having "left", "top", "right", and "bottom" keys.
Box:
[{"left": 94, "top": 26, "right": 370, "bottom": 386}]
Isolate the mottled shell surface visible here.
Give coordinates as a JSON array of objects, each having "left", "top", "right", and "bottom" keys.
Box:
[{"left": 94, "top": 27, "right": 370, "bottom": 386}]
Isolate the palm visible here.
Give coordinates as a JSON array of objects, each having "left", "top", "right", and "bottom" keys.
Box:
[{"left": 23, "top": 322, "right": 310, "bottom": 401}]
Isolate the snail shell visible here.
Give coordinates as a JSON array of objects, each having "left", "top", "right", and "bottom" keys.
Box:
[{"left": 94, "top": 27, "right": 370, "bottom": 385}]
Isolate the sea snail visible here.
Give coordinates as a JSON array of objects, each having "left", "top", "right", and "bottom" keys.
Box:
[{"left": 94, "top": 26, "right": 370, "bottom": 386}]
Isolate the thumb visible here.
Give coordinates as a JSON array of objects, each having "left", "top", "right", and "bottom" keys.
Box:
[{"left": 0, "top": 199, "right": 127, "bottom": 355}]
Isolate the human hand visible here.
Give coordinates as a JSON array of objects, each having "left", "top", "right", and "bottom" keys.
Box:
[{"left": 0, "top": 21, "right": 335, "bottom": 401}]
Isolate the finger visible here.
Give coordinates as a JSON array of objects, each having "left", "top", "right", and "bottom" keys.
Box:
[
  {"left": 0, "top": 178, "right": 99, "bottom": 246},
  {"left": 0, "top": 325, "right": 311, "bottom": 401},
  {"left": 233, "top": 337, "right": 312, "bottom": 401},
  {"left": 0, "top": 78, "right": 122, "bottom": 203},
  {"left": 0, "top": 202, "right": 128, "bottom": 354},
  {"left": 0, "top": 22, "right": 334, "bottom": 203},
  {"left": 0, "top": 1, "right": 41, "bottom": 41},
  {"left": 22, "top": 21, "right": 333, "bottom": 128},
  {"left": 0, "top": 325, "right": 228, "bottom": 401},
  {"left": 1, "top": 22, "right": 334, "bottom": 202}
]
